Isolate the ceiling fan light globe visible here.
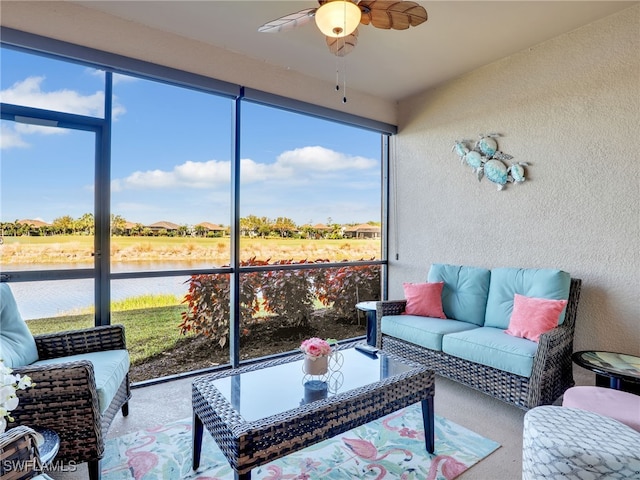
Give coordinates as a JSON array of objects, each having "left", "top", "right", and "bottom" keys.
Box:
[{"left": 315, "top": 1, "right": 361, "bottom": 38}]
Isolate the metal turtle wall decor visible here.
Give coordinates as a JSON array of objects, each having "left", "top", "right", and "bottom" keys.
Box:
[{"left": 452, "top": 133, "right": 529, "bottom": 191}]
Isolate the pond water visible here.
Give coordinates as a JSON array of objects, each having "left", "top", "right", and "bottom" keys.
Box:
[{"left": 7, "top": 262, "right": 211, "bottom": 320}]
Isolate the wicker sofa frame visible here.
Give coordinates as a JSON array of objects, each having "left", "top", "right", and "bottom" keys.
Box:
[
  {"left": 376, "top": 278, "right": 582, "bottom": 410},
  {"left": 8, "top": 325, "right": 130, "bottom": 480}
]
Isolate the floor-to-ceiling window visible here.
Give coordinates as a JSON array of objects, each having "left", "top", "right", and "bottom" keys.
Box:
[
  {"left": 0, "top": 48, "right": 106, "bottom": 329},
  {"left": 0, "top": 115, "right": 97, "bottom": 329},
  {"left": 236, "top": 102, "right": 382, "bottom": 357},
  {"left": 0, "top": 36, "right": 389, "bottom": 382}
]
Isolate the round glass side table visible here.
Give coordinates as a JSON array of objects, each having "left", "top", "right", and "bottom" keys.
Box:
[
  {"left": 34, "top": 427, "right": 60, "bottom": 465},
  {"left": 355, "top": 301, "right": 377, "bottom": 346},
  {"left": 572, "top": 350, "right": 640, "bottom": 392}
]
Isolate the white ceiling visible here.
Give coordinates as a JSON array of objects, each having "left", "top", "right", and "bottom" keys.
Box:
[{"left": 74, "top": 1, "right": 636, "bottom": 102}]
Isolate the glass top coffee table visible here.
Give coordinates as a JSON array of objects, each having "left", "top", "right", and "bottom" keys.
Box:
[{"left": 192, "top": 345, "right": 435, "bottom": 479}]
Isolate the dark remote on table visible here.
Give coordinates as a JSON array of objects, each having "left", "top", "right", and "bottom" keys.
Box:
[{"left": 355, "top": 344, "right": 379, "bottom": 356}]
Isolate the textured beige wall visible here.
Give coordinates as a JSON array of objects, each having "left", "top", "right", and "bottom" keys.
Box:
[{"left": 393, "top": 6, "right": 639, "bottom": 354}]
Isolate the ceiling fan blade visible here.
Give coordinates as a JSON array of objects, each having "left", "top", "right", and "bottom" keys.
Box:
[
  {"left": 326, "top": 29, "right": 359, "bottom": 57},
  {"left": 258, "top": 8, "right": 317, "bottom": 33},
  {"left": 358, "top": 1, "right": 428, "bottom": 30}
]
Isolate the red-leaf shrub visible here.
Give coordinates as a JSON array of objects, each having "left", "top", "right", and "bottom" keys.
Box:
[{"left": 180, "top": 258, "right": 381, "bottom": 347}]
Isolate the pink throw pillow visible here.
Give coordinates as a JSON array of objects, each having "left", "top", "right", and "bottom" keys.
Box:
[
  {"left": 505, "top": 293, "right": 568, "bottom": 342},
  {"left": 402, "top": 282, "right": 446, "bottom": 319}
]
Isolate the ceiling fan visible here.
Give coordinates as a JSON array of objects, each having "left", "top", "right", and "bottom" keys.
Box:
[{"left": 258, "top": 0, "right": 428, "bottom": 57}]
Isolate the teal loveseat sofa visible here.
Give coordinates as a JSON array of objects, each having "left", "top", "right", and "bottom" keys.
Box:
[
  {"left": 376, "top": 264, "right": 582, "bottom": 410},
  {"left": 0, "top": 283, "right": 130, "bottom": 480}
]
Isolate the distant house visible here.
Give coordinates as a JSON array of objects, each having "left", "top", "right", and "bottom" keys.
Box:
[
  {"left": 19, "top": 219, "right": 49, "bottom": 228},
  {"left": 344, "top": 224, "right": 381, "bottom": 239},
  {"left": 195, "top": 222, "right": 227, "bottom": 237},
  {"left": 312, "top": 223, "right": 333, "bottom": 239},
  {"left": 118, "top": 221, "right": 139, "bottom": 235},
  {"left": 147, "top": 221, "right": 181, "bottom": 233},
  {"left": 18, "top": 218, "right": 51, "bottom": 236}
]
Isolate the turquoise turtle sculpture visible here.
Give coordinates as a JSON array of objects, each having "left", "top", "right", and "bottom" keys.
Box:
[
  {"left": 453, "top": 133, "right": 528, "bottom": 190},
  {"left": 480, "top": 159, "right": 509, "bottom": 190},
  {"left": 452, "top": 140, "right": 485, "bottom": 174},
  {"left": 476, "top": 133, "right": 500, "bottom": 158},
  {"left": 509, "top": 162, "right": 529, "bottom": 183},
  {"left": 464, "top": 150, "right": 485, "bottom": 172},
  {"left": 452, "top": 140, "right": 469, "bottom": 158}
]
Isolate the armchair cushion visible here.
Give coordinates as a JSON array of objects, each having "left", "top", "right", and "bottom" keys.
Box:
[
  {"left": 381, "top": 315, "right": 478, "bottom": 351},
  {"left": 0, "top": 284, "right": 38, "bottom": 368},
  {"left": 33, "top": 349, "right": 129, "bottom": 414},
  {"left": 484, "top": 268, "right": 571, "bottom": 329},
  {"left": 427, "top": 264, "right": 491, "bottom": 326},
  {"left": 442, "top": 326, "right": 538, "bottom": 377}
]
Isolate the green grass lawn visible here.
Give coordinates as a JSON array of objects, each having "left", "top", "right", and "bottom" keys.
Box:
[{"left": 26, "top": 304, "right": 191, "bottom": 367}]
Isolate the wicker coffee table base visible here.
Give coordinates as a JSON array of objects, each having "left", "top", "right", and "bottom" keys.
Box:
[
  {"left": 193, "top": 398, "right": 433, "bottom": 480},
  {"left": 192, "top": 349, "right": 435, "bottom": 479}
]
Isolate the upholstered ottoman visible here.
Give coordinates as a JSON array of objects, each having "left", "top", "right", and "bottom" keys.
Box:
[
  {"left": 523, "top": 406, "right": 640, "bottom": 479},
  {"left": 562, "top": 385, "right": 640, "bottom": 431}
]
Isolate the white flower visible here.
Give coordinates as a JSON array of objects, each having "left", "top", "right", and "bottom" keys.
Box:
[
  {"left": 0, "top": 359, "right": 34, "bottom": 434},
  {"left": 16, "top": 375, "right": 33, "bottom": 390}
]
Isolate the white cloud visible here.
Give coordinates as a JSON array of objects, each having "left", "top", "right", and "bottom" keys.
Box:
[
  {"left": 0, "top": 124, "right": 29, "bottom": 150},
  {"left": 14, "top": 123, "right": 66, "bottom": 136},
  {"left": 112, "top": 159, "right": 231, "bottom": 191},
  {"left": 0, "top": 76, "right": 126, "bottom": 120},
  {"left": 0, "top": 76, "right": 127, "bottom": 148},
  {"left": 87, "top": 69, "right": 137, "bottom": 86},
  {"left": 277, "top": 146, "right": 376, "bottom": 172},
  {"left": 112, "top": 73, "right": 138, "bottom": 86},
  {"left": 1, "top": 76, "right": 104, "bottom": 116},
  {"left": 112, "top": 146, "right": 376, "bottom": 191}
]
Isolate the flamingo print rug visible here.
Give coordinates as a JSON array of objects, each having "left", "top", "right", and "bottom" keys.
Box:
[{"left": 102, "top": 403, "right": 499, "bottom": 479}]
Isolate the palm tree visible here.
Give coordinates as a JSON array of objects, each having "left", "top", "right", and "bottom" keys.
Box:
[
  {"left": 110, "top": 214, "right": 126, "bottom": 236},
  {"left": 131, "top": 223, "right": 144, "bottom": 236},
  {"left": 273, "top": 217, "right": 297, "bottom": 238},
  {"left": 77, "top": 213, "right": 95, "bottom": 235},
  {"left": 194, "top": 225, "right": 207, "bottom": 237},
  {"left": 52, "top": 215, "right": 74, "bottom": 235}
]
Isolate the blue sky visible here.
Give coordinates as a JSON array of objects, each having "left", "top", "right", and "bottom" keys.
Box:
[{"left": 0, "top": 47, "right": 382, "bottom": 226}]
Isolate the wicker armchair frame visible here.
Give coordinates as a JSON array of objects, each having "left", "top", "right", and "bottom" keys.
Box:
[
  {"left": 376, "top": 278, "right": 582, "bottom": 410},
  {"left": 8, "top": 325, "right": 130, "bottom": 480},
  {"left": 0, "top": 425, "right": 44, "bottom": 480}
]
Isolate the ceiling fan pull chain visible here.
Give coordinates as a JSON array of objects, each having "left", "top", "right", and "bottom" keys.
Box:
[
  {"left": 342, "top": 2, "right": 348, "bottom": 103},
  {"left": 342, "top": 47, "right": 347, "bottom": 103}
]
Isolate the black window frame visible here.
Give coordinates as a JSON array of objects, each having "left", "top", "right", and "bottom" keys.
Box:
[{"left": 0, "top": 27, "right": 393, "bottom": 371}]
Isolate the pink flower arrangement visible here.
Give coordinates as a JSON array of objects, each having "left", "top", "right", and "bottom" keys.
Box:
[{"left": 300, "top": 337, "right": 333, "bottom": 359}]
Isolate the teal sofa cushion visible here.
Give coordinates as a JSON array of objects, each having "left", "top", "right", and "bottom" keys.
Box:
[
  {"left": 0, "top": 284, "right": 39, "bottom": 368},
  {"left": 381, "top": 315, "right": 479, "bottom": 351},
  {"left": 427, "top": 264, "right": 491, "bottom": 326},
  {"left": 484, "top": 268, "right": 571, "bottom": 330},
  {"left": 442, "top": 326, "right": 538, "bottom": 378},
  {"left": 33, "top": 350, "right": 129, "bottom": 414}
]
